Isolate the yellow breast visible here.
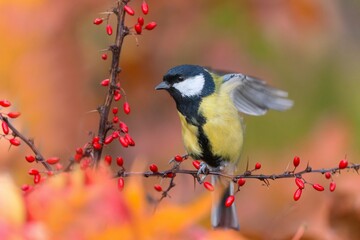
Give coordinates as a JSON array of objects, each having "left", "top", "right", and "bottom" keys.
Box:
[
  {"left": 199, "top": 90, "right": 244, "bottom": 164},
  {"left": 178, "top": 113, "right": 203, "bottom": 157}
]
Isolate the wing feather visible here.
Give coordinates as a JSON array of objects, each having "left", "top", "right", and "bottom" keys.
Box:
[{"left": 223, "top": 74, "right": 293, "bottom": 116}]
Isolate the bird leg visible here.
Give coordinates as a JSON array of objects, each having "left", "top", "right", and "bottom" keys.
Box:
[{"left": 197, "top": 162, "right": 211, "bottom": 183}]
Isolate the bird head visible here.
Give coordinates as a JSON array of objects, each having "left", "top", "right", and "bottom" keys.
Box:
[{"left": 155, "top": 65, "right": 215, "bottom": 103}]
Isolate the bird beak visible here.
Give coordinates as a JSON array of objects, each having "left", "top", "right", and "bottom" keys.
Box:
[{"left": 155, "top": 81, "right": 170, "bottom": 90}]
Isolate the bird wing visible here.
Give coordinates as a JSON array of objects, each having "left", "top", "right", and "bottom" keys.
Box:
[{"left": 222, "top": 73, "right": 293, "bottom": 116}]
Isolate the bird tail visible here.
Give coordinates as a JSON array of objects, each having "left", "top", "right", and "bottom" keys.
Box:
[{"left": 211, "top": 175, "right": 239, "bottom": 230}]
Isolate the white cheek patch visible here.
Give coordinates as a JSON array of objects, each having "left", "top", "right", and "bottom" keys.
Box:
[{"left": 173, "top": 74, "right": 205, "bottom": 97}]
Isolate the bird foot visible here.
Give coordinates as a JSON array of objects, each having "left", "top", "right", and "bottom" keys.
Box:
[{"left": 197, "top": 162, "right": 211, "bottom": 183}]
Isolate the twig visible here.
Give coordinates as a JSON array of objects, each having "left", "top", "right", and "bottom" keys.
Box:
[{"left": 0, "top": 115, "right": 53, "bottom": 171}]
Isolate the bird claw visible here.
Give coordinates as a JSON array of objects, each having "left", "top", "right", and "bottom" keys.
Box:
[{"left": 197, "top": 162, "right": 210, "bottom": 183}]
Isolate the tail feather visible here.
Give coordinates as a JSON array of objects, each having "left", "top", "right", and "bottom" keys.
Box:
[{"left": 211, "top": 177, "right": 239, "bottom": 230}]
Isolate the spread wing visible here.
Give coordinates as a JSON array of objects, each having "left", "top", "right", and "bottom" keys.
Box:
[{"left": 223, "top": 73, "right": 293, "bottom": 116}]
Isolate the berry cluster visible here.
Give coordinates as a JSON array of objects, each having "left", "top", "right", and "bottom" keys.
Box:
[
  {"left": 0, "top": 100, "right": 22, "bottom": 147},
  {"left": 292, "top": 156, "right": 345, "bottom": 201}
]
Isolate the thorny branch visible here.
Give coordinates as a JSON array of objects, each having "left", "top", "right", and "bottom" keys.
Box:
[
  {"left": 116, "top": 162, "right": 360, "bottom": 183},
  {"left": 0, "top": 114, "right": 53, "bottom": 171},
  {"left": 94, "top": 0, "right": 130, "bottom": 166}
]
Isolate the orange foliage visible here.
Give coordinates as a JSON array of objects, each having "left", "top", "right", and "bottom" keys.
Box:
[{"left": 0, "top": 167, "right": 247, "bottom": 239}]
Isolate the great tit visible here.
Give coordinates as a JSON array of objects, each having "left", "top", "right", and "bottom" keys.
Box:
[{"left": 155, "top": 64, "right": 293, "bottom": 230}]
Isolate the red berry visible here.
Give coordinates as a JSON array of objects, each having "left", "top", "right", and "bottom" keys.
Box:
[
  {"left": 339, "top": 159, "right": 348, "bottom": 169},
  {"left": 325, "top": 172, "right": 331, "bottom": 179},
  {"left": 123, "top": 102, "right": 130, "bottom": 114},
  {"left": 46, "top": 157, "right": 60, "bottom": 165},
  {"left": 33, "top": 174, "right": 41, "bottom": 184},
  {"left": 112, "top": 107, "right": 118, "bottom": 115},
  {"left": 74, "top": 153, "right": 83, "bottom": 162},
  {"left": 80, "top": 158, "right": 91, "bottom": 170},
  {"left": 293, "top": 188, "right": 302, "bottom": 201},
  {"left": 76, "top": 147, "right": 83, "bottom": 155},
  {"left": 28, "top": 168, "right": 39, "bottom": 175},
  {"left": 293, "top": 156, "right": 300, "bottom": 167},
  {"left": 101, "top": 79, "right": 110, "bottom": 86},
  {"left": 313, "top": 184, "right": 324, "bottom": 191},
  {"left": 134, "top": 23, "right": 142, "bottom": 34},
  {"left": 124, "top": 5, "right": 135, "bottom": 16},
  {"left": 106, "top": 25, "right": 113, "bottom": 35},
  {"left": 25, "top": 155, "right": 35, "bottom": 163},
  {"left": 7, "top": 112, "right": 21, "bottom": 118},
  {"left": 104, "top": 135, "right": 114, "bottom": 145},
  {"left": 330, "top": 182, "right": 336, "bottom": 192},
  {"left": 254, "top": 162, "right": 261, "bottom": 170},
  {"left": 192, "top": 160, "right": 201, "bottom": 170},
  {"left": 137, "top": 17, "right": 144, "bottom": 26},
  {"left": 9, "top": 138, "right": 20, "bottom": 146},
  {"left": 92, "top": 136, "right": 100, "bottom": 143},
  {"left": 112, "top": 131, "right": 120, "bottom": 138},
  {"left": 149, "top": 164, "right": 158, "bottom": 172},
  {"left": 119, "top": 136, "right": 129, "bottom": 148},
  {"left": 113, "top": 116, "right": 119, "bottom": 123},
  {"left": 125, "top": 134, "right": 135, "bottom": 146},
  {"left": 118, "top": 177, "right": 125, "bottom": 191},
  {"left": 119, "top": 122, "right": 129, "bottom": 133},
  {"left": 93, "top": 18, "right": 103, "bottom": 25},
  {"left": 154, "top": 184, "right": 162, "bottom": 192},
  {"left": 145, "top": 22, "right": 157, "bottom": 30},
  {"left": 141, "top": 1, "right": 149, "bottom": 14},
  {"left": 104, "top": 155, "right": 112, "bottom": 165},
  {"left": 101, "top": 53, "right": 108, "bottom": 60},
  {"left": 55, "top": 163, "right": 63, "bottom": 170},
  {"left": 295, "top": 178, "right": 305, "bottom": 189},
  {"left": 2, "top": 121, "right": 9, "bottom": 134},
  {"left": 174, "top": 155, "right": 183, "bottom": 162},
  {"left": 114, "top": 91, "right": 122, "bottom": 101},
  {"left": 237, "top": 178, "right": 246, "bottom": 187},
  {"left": 225, "top": 195, "right": 235, "bottom": 207},
  {"left": 166, "top": 172, "right": 175, "bottom": 178},
  {"left": 0, "top": 100, "right": 11, "bottom": 107},
  {"left": 93, "top": 142, "right": 102, "bottom": 150},
  {"left": 21, "top": 184, "right": 31, "bottom": 192},
  {"left": 204, "top": 181, "right": 214, "bottom": 192},
  {"left": 116, "top": 157, "right": 124, "bottom": 167}
]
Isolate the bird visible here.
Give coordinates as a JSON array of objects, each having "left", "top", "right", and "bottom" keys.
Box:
[{"left": 155, "top": 64, "right": 293, "bottom": 230}]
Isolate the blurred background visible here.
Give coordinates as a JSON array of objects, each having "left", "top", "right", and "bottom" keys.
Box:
[{"left": 1, "top": 0, "right": 360, "bottom": 239}]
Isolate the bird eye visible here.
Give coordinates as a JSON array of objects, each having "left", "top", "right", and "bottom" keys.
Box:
[{"left": 177, "top": 76, "right": 184, "bottom": 81}]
